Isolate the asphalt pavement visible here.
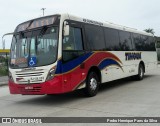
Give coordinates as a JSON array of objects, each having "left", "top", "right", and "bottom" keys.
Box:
[{"left": 0, "top": 66, "right": 160, "bottom": 126}]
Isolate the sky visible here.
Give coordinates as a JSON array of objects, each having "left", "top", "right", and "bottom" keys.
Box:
[{"left": 0, "top": 0, "right": 160, "bottom": 49}]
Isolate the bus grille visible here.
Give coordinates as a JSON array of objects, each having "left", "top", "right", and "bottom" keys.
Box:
[{"left": 16, "top": 72, "right": 44, "bottom": 77}]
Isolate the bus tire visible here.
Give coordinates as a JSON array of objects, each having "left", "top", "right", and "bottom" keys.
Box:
[
  {"left": 85, "top": 71, "right": 99, "bottom": 97},
  {"left": 135, "top": 64, "right": 144, "bottom": 80}
]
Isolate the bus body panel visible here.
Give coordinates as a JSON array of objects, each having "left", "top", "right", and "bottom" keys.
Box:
[
  {"left": 101, "top": 51, "right": 157, "bottom": 83},
  {"left": 8, "top": 13, "right": 158, "bottom": 95},
  {"left": 9, "top": 51, "right": 157, "bottom": 95}
]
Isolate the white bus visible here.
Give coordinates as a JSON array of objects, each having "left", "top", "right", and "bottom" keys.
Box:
[{"left": 7, "top": 14, "right": 157, "bottom": 96}]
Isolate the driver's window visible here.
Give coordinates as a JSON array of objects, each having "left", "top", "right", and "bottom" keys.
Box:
[
  {"left": 62, "top": 26, "right": 84, "bottom": 62},
  {"left": 63, "top": 27, "right": 83, "bottom": 51}
]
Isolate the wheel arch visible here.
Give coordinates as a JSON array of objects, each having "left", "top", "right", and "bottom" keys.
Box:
[{"left": 87, "top": 66, "right": 101, "bottom": 83}]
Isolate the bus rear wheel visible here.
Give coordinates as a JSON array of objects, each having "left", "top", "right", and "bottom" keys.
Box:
[
  {"left": 135, "top": 64, "right": 144, "bottom": 80},
  {"left": 85, "top": 71, "right": 99, "bottom": 97}
]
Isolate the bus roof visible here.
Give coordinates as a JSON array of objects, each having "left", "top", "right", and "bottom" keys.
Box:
[
  {"left": 15, "top": 13, "right": 153, "bottom": 37},
  {"left": 62, "top": 13, "right": 153, "bottom": 37}
]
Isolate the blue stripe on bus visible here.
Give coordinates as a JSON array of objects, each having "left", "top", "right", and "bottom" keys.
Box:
[
  {"left": 55, "top": 53, "right": 122, "bottom": 75},
  {"left": 98, "top": 59, "right": 120, "bottom": 70},
  {"left": 55, "top": 52, "right": 93, "bottom": 74}
]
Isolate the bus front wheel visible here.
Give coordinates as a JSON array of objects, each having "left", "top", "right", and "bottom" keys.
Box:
[{"left": 85, "top": 71, "right": 99, "bottom": 97}]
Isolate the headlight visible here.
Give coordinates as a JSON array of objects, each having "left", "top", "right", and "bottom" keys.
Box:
[
  {"left": 46, "top": 68, "right": 56, "bottom": 81},
  {"left": 8, "top": 71, "right": 14, "bottom": 82}
]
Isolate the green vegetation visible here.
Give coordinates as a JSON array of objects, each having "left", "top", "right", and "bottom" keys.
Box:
[
  {"left": 144, "top": 28, "right": 155, "bottom": 35},
  {"left": 0, "top": 65, "right": 8, "bottom": 76},
  {"left": 0, "top": 56, "right": 8, "bottom": 76}
]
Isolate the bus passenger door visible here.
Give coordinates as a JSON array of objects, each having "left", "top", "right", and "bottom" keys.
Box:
[{"left": 62, "top": 21, "right": 85, "bottom": 92}]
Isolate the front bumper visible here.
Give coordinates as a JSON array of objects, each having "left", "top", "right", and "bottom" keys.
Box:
[{"left": 8, "top": 76, "right": 65, "bottom": 95}]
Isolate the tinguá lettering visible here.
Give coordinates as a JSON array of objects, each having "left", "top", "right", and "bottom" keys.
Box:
[{"left": 125, "top": 52, "right": 141, "bottom": 61}]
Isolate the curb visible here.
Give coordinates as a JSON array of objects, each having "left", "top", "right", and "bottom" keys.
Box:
[{"left": 0, "top": 82, "right": 8, "bottom": 87}]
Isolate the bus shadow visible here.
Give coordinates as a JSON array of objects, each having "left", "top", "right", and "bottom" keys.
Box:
[
  {"left": 16, "top": 75, "right": 155, "bottom": 106},
  {"left": 16, "top": 90, "right": 87, "bottom": 106},
  {"left": 98, "top": 75, "right": 154, "bottom": 93}
]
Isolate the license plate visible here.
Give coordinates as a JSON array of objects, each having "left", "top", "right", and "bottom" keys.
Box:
[{"left": 25, "top": 86, "right": 33, "bottom": 90}]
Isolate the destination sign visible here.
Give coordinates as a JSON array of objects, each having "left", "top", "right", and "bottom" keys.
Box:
[{"left": 16, "top": 16, "right": 57, "bottom": 32}]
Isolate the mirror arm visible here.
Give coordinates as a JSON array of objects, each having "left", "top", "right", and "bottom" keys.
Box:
[{"left": 2, "top": 32, "right": 14, "bottom": 49}]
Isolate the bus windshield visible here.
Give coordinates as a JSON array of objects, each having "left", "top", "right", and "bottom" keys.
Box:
[{"left": 10, "top": 26, "right": 58, "bottom": 68}]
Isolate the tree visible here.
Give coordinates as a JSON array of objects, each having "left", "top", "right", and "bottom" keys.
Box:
[{"left": 144, "top": 28, "right": 155, "bottom": 35}]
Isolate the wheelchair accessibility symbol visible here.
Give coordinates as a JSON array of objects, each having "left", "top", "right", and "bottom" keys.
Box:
[{"left": 29, "top": 57, "right": 37, "bottom": 67}]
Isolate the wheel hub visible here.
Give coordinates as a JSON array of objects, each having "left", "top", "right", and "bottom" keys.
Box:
[{"left": 90, "top": 78, "right": 97, "bottom": 91}]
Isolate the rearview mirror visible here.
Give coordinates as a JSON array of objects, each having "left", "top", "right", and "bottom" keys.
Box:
[{"left": 63, "top": 21, "right": 70, "bottom": 36}]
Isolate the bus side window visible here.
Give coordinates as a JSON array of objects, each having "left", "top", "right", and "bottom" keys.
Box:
[
  {"left": 132, "top": 33, "right": 142, "bottom": 51},
  {"left": 119, "top": 31, "right": 132, "bottom": 51},
  {"left": 63, "top": 27, "right": 83, "bottom": 51},
  {"left": 148, "top": 37, "right": 156, "bottom": 51},
  {"left": 84, "top": 24, "right": 105, "bottom": 50},
  {"left": 63, "top": 26, "right": 84, "bottom": 62},
  {"left": 104, "top": 28, "right": 120, "bottom": 51}
]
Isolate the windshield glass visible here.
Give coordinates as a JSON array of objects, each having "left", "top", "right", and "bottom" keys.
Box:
[{"left": 10, "top": 26, "right": 58, "bottom": 68}]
